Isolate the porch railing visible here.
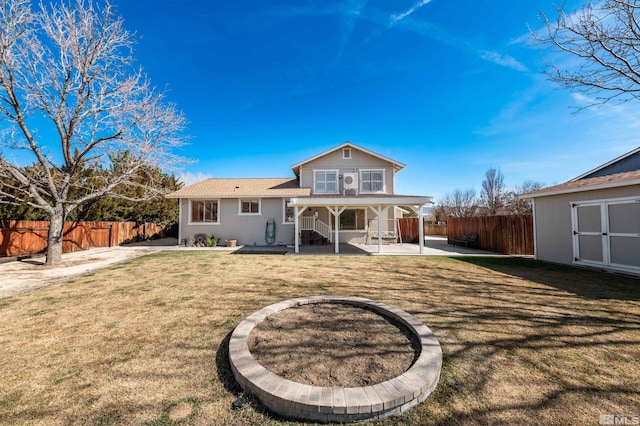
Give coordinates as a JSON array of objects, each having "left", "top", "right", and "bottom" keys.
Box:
[
  {"left": 315, "top": 219, "right": 331, "bottom": 241},
  {"left": 300, "top": 216, "right": 332, "bottom": 242}
]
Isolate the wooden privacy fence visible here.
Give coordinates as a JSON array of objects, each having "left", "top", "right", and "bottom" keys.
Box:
[
  {"left": 396, "top": 218, "right": 448, "bottom": 243},
  {"left": 0, "top": 220, "right": 170, "bottom": 257},
  {"left": 447, "top": 215, "right": 534, "bottom": 255}
]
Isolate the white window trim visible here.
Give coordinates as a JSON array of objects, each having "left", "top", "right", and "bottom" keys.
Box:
[
  {"left": 359, "top": 169, "right": 386, "bottom": 194},
  {"left": 238, "top": 198, "right": 262, "bottom": 215},
  {"left": 343, "top": 148, "right": 352, "bottom": 159},
  {"left": 188, "top": 199, "right": 221, "bottom": 225},
  {"left": 282, "top": 199, "right": 294, "bottom": 225},
  {"left": 313, "top": 169, "right": 339, "bottom": 194}
]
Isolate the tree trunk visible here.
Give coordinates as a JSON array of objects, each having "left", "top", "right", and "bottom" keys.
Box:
[{"left": 46, "top": 210, "right": 64, "bottom": 266}]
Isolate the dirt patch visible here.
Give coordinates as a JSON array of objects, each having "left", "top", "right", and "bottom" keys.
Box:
[
  {"left": 168, "top": 401, "right": 193, "bottom": 420},
  {"left": 248, "top": 303, "right": 420, "bottom": 387}
]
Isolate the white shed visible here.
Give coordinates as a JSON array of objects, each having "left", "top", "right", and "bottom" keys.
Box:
[{"left": 522, "top": 148, "right": 640, "bottom": 276}]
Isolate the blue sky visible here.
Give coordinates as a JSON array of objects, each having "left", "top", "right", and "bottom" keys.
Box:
[{"left": 109, "top": 0, "right": 639, "bottom": 203}]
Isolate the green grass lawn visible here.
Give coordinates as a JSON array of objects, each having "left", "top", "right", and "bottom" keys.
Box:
[{"left": 0, "top": 252, "right": 638, "bottom": 425}]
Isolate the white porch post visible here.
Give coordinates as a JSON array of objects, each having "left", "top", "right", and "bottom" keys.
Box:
[
  {"left": 369, "top": 206, "right": 384, "bottom": 254},
  {"left": 379, "top": 207, "right": 383, "bottom": 253},
  {"left": 294, "top": 206, "right": 305, "bottom": 254},
  {"left": 327, "top": 206, "right": 346, "bottom": 254},
  {"left": 335, "top": 208, "right": 340, "bottom": 254}
]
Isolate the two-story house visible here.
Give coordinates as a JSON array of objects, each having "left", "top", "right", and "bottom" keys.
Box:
[{"left": 166, "top": 142, "right": 433, "bottom": 254}]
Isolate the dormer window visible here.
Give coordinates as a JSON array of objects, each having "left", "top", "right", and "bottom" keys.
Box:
[{"left": 343, "top": 148, "right": 352, "bottom": 159}]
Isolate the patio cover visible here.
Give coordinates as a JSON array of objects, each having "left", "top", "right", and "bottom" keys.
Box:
[{"left": 289, "top": 196, "right": 434, "bottom": 254}]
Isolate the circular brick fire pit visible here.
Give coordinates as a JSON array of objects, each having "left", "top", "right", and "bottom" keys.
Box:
[{"left": 228, "top": 296, "right": 442, "bottom": 423}]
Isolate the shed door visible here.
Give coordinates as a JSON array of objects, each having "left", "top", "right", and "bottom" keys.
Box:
[
  {"left": 572, "top": 199, "right": 640, "bottom": 273},
  {"left": 573, "top": 203, "right": 606, "bottom": 266},
  {"left": 607, "top": 201, "right": 640, "bottom": 270}
]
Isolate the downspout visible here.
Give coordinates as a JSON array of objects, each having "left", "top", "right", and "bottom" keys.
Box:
[
  {"left": 377, "top": 206, "right": 383, "bottom": 254},
  {"left": 419, "top": 204, "right": 425, "bottom": 254},
  {"left": 178, "top": 198, "right": 182, "bottom": 244},
  {"left": 532, "top": 199, "right": 538, "bottom": 259}
]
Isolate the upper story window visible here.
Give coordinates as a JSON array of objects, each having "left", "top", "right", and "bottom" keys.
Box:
[
  {"left": 360, "top": 170, "right": 385, "bottom": 193},
  {"left": 191, "top": 200, "right": 219, "bottom": 223},
  {"left": 314, "top": 170, "right": 338, "bottom": 194},
  {"left": 239, "top": 199, "right": 261, "bottom": 215},
  {"left": 343, "top": 148, "right": 352, "bottom": 159}
]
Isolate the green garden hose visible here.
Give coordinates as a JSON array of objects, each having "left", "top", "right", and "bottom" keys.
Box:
[{"left": 265, "top": 219, "right": 276, "bottom": 245}]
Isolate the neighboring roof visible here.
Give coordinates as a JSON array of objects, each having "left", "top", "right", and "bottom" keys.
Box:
[
  {"left": 571, "top": 146, "right": 640, "bottom": 181},
  {"left": 166, "top": 178, "right": 310, "bottom": 198},
  {"left": 290, "top": 142, "right": 406, "bottom": 176},
  {"left": 521, "top": 169, "right": 640, "bottom": 199}
]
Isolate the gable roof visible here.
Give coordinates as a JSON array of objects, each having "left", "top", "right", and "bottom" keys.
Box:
[
  {"left": 521, "top": 169, "right": 640, "bottom": 199},
  {"left": 290, "top": 142, "right": 405, "bottom": 176},
  {"left": 166, "top": 178, "right": 310, "bottom": 199},
  {"left": 571, "top": 146, "right": 640, "bottom": 181}
]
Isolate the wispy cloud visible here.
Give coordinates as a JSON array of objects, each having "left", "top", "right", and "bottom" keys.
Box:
[
  {"left": 475, "top": 80, "right": 548, "bottom": 137},
  {"left": 336, "top": 0, "right": 368, "bottom": 63},
  {"left": 266, "top": 1, "right": 368, "bottom": 65},
  {"left": 269, "top": 1, "right": 529, "bottom": 75},
  {"left": 479, "top": 50, "right": 529, "bottom": 72},
  {"left": 507, "top": 31, "right": 533, "bottom": 47},
  {"left": 571, "top": 93, "right": 640, "bottom": 128},
  {"left": 390, "top": 0, "right": 434, "bottom": 25},
  {"left": 391, "top": 16, "right": 530, "bottom": 73}
]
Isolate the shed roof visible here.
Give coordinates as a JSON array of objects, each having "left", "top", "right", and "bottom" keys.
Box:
[
  {"left": 166, "top": 178, "right": 310, "bottom": 198},
  {"left": 521, "top": 169, "right": 640, "bottom": 199},
  {"left": 571, "top": 146, "right": 640, "bottom": 181}
]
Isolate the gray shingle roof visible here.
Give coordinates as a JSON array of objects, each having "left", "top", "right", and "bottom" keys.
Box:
[
  {"left": 521, "top": 169, "right": 640, "bottom": 198},
  {"left": 166, "top": 178, "right": 311, "bottom": 198}
]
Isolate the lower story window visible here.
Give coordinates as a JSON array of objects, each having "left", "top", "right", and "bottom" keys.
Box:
[
  {"left": 191, "top": 200, "right": 218, "bottom": 223},
  {"left": 284, "top": 199, "right": 294, "bottom": 223},
  {"left": 340, "top": 209, "right": 365, "bottom": 230},
  {"left": 240, "top": 199, "right": 260, "bottom": 214}
]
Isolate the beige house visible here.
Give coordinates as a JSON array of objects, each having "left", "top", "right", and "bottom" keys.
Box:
[
  {"left": 166, "top": 142, "right": 433, "bottom": 254},
  {"left": 522, "top": 147, "right": 640, "bottom": 275}
]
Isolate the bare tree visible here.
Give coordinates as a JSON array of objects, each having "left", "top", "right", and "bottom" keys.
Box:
[
  {"left": 504, "top": 180, "right": 546, "bottom": 215},
  {"left": 480, "top": 168, "right": 505, "bottom": 216},
  {"left": 0, "top": 0, "right": 186, "bottom": 265},
  {"left": 536, "top": 0, "right": 640, "bottom": 107},
  {"left": 438, "top": 189, "right": 478, "bottom": 218}
]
